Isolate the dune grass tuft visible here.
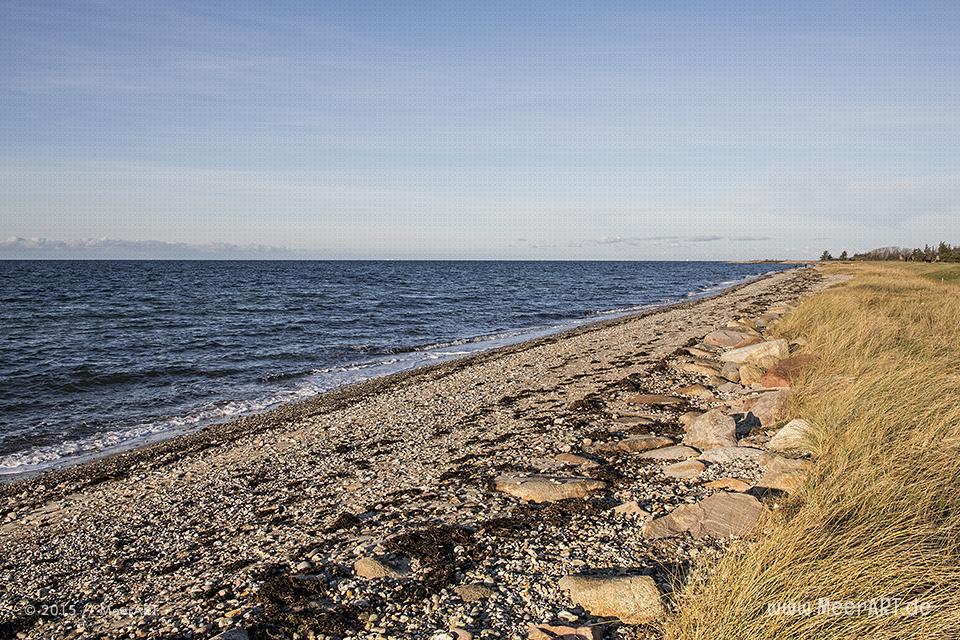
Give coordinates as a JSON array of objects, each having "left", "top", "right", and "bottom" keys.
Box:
[{"left": 665, "top": 262, "right": 960, "bottom": 640}]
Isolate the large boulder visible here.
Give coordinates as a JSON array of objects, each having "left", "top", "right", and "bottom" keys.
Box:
[
  {"left": 720, "top": 361, "right": 741, "bottom": 382},
  {"left": 760, "top": 354, "right": 816, "bottom": 388},
  {"left": 558, "top": 574, "right": 663, "bottom": 624},
  {"left": 637, "top": 445, "right": 700, "bottom": 460},
  {"left": 743, "top": 390, "right": 790, "bottom": 427},
  {"left": 738, "top": 363, "right": 765, "bottom": 386},
  {"left": 703, "top": 329, "right": 763, "bottom": 348},
  {"left": 756, "top": 454, "right": 811, "bottom": 494},
  {"left": 643, "top": 492, "right": 764, "bottom": 539},
  {"left": 719, "top": 339, "right": 789, "bottom": 365},
  {"left": 494, "top": 475, "right": 607, "bottom": 503},
  {"left": 766, "top": 419, "right": 814, "bottom": 454},
  {"left": 683, "top": 409, "right": 737, "bottom": 450}
]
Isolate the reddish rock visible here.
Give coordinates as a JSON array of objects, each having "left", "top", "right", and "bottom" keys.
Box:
[{"left": 760, "top": 354, "right": 816, "bottom": 388}]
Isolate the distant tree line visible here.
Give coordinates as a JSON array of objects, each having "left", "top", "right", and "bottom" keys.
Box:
[{"left": 820, "top": 242, "right": 960, "bottom": 263}]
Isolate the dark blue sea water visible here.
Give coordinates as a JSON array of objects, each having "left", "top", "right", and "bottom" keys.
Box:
[{"left": 0, "top": 261, "right": 792, "bottom": 474}]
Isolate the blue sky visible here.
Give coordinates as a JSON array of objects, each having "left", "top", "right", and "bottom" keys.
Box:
[{"left": 1, "top": 1, "right": 958, "bottom": 258}]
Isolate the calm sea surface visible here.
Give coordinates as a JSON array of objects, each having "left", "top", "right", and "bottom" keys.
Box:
[{"left": 0, "top": 261, "right": 792, "bottom": 474}]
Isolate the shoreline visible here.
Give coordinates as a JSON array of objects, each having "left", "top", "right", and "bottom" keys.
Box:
[
  {"left": 0, "top": 266, "right": 796, "bottom": 492},
  {"left": 0, "top": 265, "right": 831, "bottom": 640}
]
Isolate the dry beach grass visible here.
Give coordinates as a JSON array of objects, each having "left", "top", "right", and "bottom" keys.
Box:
[{"left": 666, "top": 262, "right": 960, "bottom": 640}]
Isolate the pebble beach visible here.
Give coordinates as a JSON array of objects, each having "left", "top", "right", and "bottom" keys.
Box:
[{"left": 0, "top": 266, "right": 834, "bottom": 640}]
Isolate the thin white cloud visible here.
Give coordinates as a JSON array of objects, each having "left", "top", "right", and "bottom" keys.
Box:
[{"left": 0, "top": 237, "right": 302, "bottom": 260}]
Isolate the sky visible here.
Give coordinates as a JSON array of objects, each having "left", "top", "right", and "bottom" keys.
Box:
[{"left": 1, "top": 1, "right": 958, "bottom": 259}]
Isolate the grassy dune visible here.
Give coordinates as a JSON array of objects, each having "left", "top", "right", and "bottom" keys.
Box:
[{"left": 666, "top": 262, "right": 960, "bottom": 640}]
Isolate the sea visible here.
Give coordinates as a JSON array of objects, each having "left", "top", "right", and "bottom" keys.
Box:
[{"left": 0, "top": 260, "right": 793, "bottom": 475}]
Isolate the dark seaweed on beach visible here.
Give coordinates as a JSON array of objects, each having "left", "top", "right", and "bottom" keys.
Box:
[{"left": 385, "top": 525, "right": 475, "bottom": 594}]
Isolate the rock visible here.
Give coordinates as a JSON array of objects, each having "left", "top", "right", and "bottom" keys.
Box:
[
  {"left": 675, "top": 361, "right": 722, "bottom": 377},
  {"left": 738, "top": 363, "right": 765, "bottom": 386},
  {"left": 766, "top": 419, "right": 814, "bottom": 454},
  {"left": 605, "top": 435, "right": 673, "bottom": 453},
  {"left": 555, "top": 453, "right": 601, "bottom": 469},
  {"left": 637, "top": 445, "right": 700, "bottom": 460},
  {"left": 719, "top": 339, "right": 790, "bottom": 365},
  {"left": 755, "top": 355, "right": 781, "bottom": 370},
  {"left": 717, "top": 381, "right": 743, "bottom": 394},
  {"left": 743, "top": 390, "right": 789, "bottom": 427},
  {"left": 703, "top": 329, "right": 763, "bottom": 348},
  {"left": 454, "top": 583, "right": 495, "bottom": 602},
  {"left": 623, "top": 393, "right": 684, "bottom": 406},
  {"left": 727, "top": 318, "right": 762, "bottom": 333},
  {"left": 213, "top": 631, "right": 249, "bottom": 640},
  {"left": 683, "top": 409, "right": 737, "bottom": 450},
  {"left": 756, "top": 454, "right": 812, "bottom": 494},
  {"left": 720, "top": 361, "right": 741, "bottom": 382},
  {"left": 494, "top": 475, "right": 607, "bottom": 503},
  {"left": 528, "top": 624, "right": 600, "bottom": 640},
  {"left": 644, "top": 492, "right": 764, "bottom": 539},
  {"left": 697, "top": 446, "right": 764, "bottom": 464},
  {"left": 450, "top": 629, "right": 474, "bottom": 640},
  {"left": 760, "top": 354, "right": 816, "bottom": 388},
  {"left": 676, "top": 384, "right": 715, "bottom": 401},
  {"left": 558, "top": 574, "right": 663, "bottom": 624},
  {"left": 704, "top": 477, "right": 752, "bottom": 492},
  {"left": 663, "top": 460, "right": 705, "bottom": 480},
  {"left": 354, "top": 556, "right": 407, "bottom": 580},
  {"left": 679, "top": 411, "right": 703, "bottom": 427},
  {"left": 685, "top": 346, "right": 718, "bottom": 359},
  {"left": 706, "top": 375, "right": 728, "bottom": 388},
  {"left": 612, "top": 501, "right": 651, "bottom": 518},
  {"left": 614, "top": 414, "right": 654, "bottom": 426}
]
